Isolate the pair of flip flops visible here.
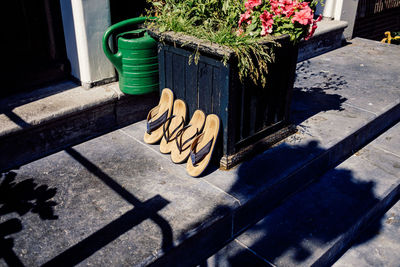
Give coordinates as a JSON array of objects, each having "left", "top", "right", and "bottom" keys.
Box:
[{"left": 143, "top": 88, "right": 220, "bottom": 177}]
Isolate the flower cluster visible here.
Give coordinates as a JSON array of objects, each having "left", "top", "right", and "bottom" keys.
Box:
[{"left": 238, "top": 0, "right": 322, "bottom": 42}]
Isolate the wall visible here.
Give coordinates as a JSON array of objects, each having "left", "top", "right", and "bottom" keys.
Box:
[{"left": 60, "top": 0, "right": 116, "bottom": 88}]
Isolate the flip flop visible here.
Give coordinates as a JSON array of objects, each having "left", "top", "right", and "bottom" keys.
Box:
[
  {"left": 171, "top": 110, "right": 206, "bottom": 163},
  {"left": 159, "top": 99, "right": 187, "bottom": 154},
  {"left": 144, "top": 88, "right": 174, "bottom": 144},
  {"left": 186, "top": 114, "right": 220, "bottom": 177}
]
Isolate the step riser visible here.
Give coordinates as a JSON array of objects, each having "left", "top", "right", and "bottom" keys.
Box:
[
  {"left": 0, "top": 93, "right": 158, "bottom": 172},
  {"left": 312, "top": 183, "right": 400, "bottom": 267},
  {"left": 297, "top": 20, "right": 348, "bottom": 62},
  {"left": 147, "top": 104, "right": 400, "bottom": 266},
  {"left": 298, "top": 28, "right": 345, "bottom": 62}
]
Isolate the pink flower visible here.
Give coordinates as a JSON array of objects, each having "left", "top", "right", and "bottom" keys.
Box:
[
  {"left": 238, "top": 10, "right": 252, "bottom": 27},
  {"left": 291, "top": 6, "right": 313, "bottom": 25},
  {"left": 281, "top": 0, "right": 296, "bottom": 17},
  {"left": 260, "top": 10, "right": 274, "bottom": 36},
  {"left": 270, "top": 0, "right": 283, "bottom": 15},
  {"left": 305, "top": 15, "right": 322, "bottom": 40},
  {"left": 245, "top": 0, "right": 262, "bottom": 10}
]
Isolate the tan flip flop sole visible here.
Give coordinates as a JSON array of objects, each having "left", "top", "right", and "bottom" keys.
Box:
[
  {"left": 160, "top": 99, "right": 187, "bottom": 154},
  {"left": 171, "top": 110, "right": 206, "bottom": 163},
  {"left": 144, "top": 88, "right": 174, "bottom": 144},
  {"left": 186, "top": 114, "right": 220, "bottom": 177}
]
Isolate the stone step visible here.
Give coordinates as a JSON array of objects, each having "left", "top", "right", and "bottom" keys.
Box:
[
  {"left": 0, "top": 38, "right": 399, "bottom": 266},
  {"left": 206, "top": 122, "right": 400, "bottom": 266},
  {"left": 333, "top": 200, "right": 400, "bottom": 267},
  {"left": 0, "top": 81, "right": 158, "bottom": 172},
  {"left": 298, "top": 20, "right": 348, "bottom": 62}
]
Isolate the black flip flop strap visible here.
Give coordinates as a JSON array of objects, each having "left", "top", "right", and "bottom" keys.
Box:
[
  {"left": 175, "top": 124, "right": 191, "bottom": 152},
  {"left": 176, "top": 125, "right": 199, "bottom": 153},
  {"left": 190, "top": 137, "right": 214, "bottom": 166},
  {"left": 162, "top": 116, "right": 184, "bottom": 143},
  {"left": 147, "top": 110, "right": 168, "bottom": 134}
]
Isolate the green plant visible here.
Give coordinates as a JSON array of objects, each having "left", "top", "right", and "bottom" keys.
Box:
[{"left": 147, "top": 0, "right": 322, "bottom": 86}]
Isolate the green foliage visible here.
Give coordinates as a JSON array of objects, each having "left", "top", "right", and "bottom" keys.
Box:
[
  {"left": 146, "top": 0, "right": 322, "bottom": 86},
  {"left": 147, "top": 0, "right": 278, "bottom": 86}
]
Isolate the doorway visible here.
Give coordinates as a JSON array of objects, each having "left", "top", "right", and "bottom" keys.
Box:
[{"left": 2, "top": 0, "right": 70, "bottom": 97}]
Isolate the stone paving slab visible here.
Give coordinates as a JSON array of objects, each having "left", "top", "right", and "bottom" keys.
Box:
[
  {"left": 222, "top": 122, "right": 400, "bottom": 266},
  {"left": 0, "top": 130, "right": 238, "bottom": 266},
  {"left": 333, "top": 201, "right": 400, "bottom": 267}
]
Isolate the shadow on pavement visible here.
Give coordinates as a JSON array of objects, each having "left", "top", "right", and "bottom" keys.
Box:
[
  {"left": 0, "top": 171, "right": 58, "bottom": 266},
  {"left": 233, "top": 168, "right": 381, "bottom": 265},
  {"left": 41, "top": 148, "right": 173, "bottom": 266},
  {"left": 291, "top": 60, "right": 347, "bottom": 125},
  {"left": 223, "top": 140, "right": 384, "bottom": 266}
]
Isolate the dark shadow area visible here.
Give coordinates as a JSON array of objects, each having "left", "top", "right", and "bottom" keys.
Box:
[
  {"left": 109, "top": 0, "right": 149, "bottom": 25},
  {"left": 39, "top": 148, "right": 173, "bottom": 266},
  {"left": 225, "top": 142, "right": 384, "bottom": 266},
  {"left": 43, "top": 196, "right": 169, "bottom": 267},
  {"left": 2, "top": 1, "right": 70, "bottom": 98},
  {"left": 0, "top": 171, "right": 58, "bottom": 266},
  {"left": 291, "top": 60, "right": 347, "bottom": 125},
  {"left": 0, "top": 218, "right": 24, "bottom": 267},
  {"left": 235, "top": 140, "right": 322, "bottom": 190},
  {"left": 0, "top": 171, "right": 58, "bottom": 221}
]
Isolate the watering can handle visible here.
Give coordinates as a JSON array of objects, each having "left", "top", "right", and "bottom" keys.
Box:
[{"left": 102, "top": 17, "right": 157, "bottom": 73}]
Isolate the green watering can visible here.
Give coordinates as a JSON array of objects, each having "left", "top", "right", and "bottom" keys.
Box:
[{"left": 102, "top": 17, "right": 158, "bottom": 95}]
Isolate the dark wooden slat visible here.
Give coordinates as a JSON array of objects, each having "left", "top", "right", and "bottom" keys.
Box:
[
  {"left": 158, "top": 45, "right": 166, "bottom": 92},
  {"left": 240, "top": 84, "right": 251, "bottom": 140},
  {"left": 172, "top": 54, "right": 185, "bottom": 100},
  {"left": 248, "top": 88, "right": 258, "bottom": 136},
  {"left": 165, "top": 51, "right": 173, "bottom": 89},
  {"left": 185, "top": 61, "right": 199, "bottom": 118},
  {"left": 198, "top": 62, "right": 213, "bottom": 115},
  {"left": 211, "top": 67, "right": 221, "bottom": 115},
  {"left": 255, "top": 87, "right": 267, "bottom": 132}
]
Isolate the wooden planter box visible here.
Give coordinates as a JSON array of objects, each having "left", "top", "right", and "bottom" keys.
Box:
[{"left": 148, "top": 30, "right": 298, "bottom": 169}]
